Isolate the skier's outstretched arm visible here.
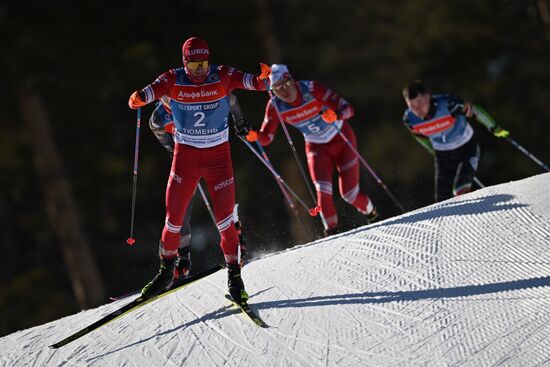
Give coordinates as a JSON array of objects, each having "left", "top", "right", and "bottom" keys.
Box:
[
  {"left": 472, "top": 104, "right": 509, "bottom": 138},
  {"left": 257, "top": 100, "right": 281, "bottom": 146},
  {"left": 128, "top": 70, "right": 175, "bottom": 109}
]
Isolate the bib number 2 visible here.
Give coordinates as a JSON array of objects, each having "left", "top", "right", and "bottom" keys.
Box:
[{"left": 194, "top": 112, "right": 206, "bottom": 127}]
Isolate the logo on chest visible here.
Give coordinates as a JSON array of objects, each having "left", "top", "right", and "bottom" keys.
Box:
[
  {"left": 412, "top": 115, "right": 456, "bottom": 136},
  {"left": 173, "top": 82, "right": 225, "bottom": 103},
  {"left": 281, "top": 100, "right": 323, "bottom": 124}
]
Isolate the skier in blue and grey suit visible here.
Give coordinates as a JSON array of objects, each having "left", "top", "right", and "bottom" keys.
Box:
[{"left": 402, "top": 80, "right": 509, "bottom": 202}]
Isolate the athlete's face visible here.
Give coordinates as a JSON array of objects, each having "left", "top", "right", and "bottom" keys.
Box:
[
  {"left": 185, "top": 59, "right": 209, "bottom": 82},
  {"left": 406, "top": 93, "right": 431, "bottom": 119},
  {"left": 272, "top": 77, "right": 298, "bottom": 103}
]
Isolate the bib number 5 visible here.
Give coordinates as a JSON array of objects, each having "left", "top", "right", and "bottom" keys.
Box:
[{"left": 307, "top": 124, "right": 321, "bottom": 134}]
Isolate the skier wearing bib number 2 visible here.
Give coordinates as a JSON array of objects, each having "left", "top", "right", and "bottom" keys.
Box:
[
  {"left": 257, "top": 64, "right": 378, "bottom": 237},
  {"left": 128, "top": 37, "right": 270, "bottom": 305},
  {"left": 148, "top": 93, "right": 251, "bottom": 280}
]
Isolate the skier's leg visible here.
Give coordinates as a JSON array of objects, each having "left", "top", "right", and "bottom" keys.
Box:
[
  {"left": 306, "top": 142, "right": 338, "bottom": 233},
  {"left": 233, "top": 204, "right": 249, "bottom": 267},
  {"left": 202, "top": 143, "right": 248, "bottom": 304},
  {"left": 161, "top": 145, "right": 200, "bottom": 258},
  {"left": 175, "top": 197, "right": 194, "bottom": 278},
  {"left": 335, "top": 125, "right": 376, "bottom": 221},
  {"left": 434, "top": 150, "right": 457, "bottom": 202},
  {"left": 142, "top": 144, "right": 200, "bottom": 298},
  {"left": 453, "top": 140, "right": 480, "bottom": 196}
]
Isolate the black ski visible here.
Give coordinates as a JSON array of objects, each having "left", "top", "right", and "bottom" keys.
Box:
[
  {"left": 49, "top": 265, "right": 222, "bottom": 349},
  {"left": 109, "top": 272, "right": 202, "bottom": 301},
  {"left": 225, "top": 294, "right": 268, "bottom": 328},
  {"left": 109, "top": 291, "right": 138, "bottom": 302}
]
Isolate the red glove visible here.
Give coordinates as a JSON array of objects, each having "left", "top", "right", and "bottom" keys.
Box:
[
  {"left": 128, "top": 91, "right": 146, "bottom": 109},
  {"left": 246, "top": 130, "right": 259, "bottom": 142},
  {"left": 258, "top": 63, "right": 271, "bottom": 80},
  {"left": 321, "top": 109, "right": 338, "bottom": 123}
]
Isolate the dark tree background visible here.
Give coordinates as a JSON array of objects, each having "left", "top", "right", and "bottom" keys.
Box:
[{"left": 2, "top": 0, "right": 549, "bottom": 336}]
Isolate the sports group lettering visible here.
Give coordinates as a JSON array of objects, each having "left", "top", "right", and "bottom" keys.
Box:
[{"left": 178, "top": 102, "right": 220, "bottom": 111}]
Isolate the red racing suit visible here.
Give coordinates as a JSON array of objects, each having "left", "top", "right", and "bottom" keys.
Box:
[
  {"left": 258, "top": 80, "right": 372, "bottom": 229},
  {"left": 138, "top": 65, "right": 265, "bottom": 264}
]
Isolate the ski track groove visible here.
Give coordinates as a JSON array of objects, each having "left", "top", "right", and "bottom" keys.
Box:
[
  {"left": 268, "top": 324, "right": 396, "bottom": 362},
  {"left": 160, "top": 305, "right": 188, "bottom": 366},
  {"left": 175, "top": 290, "right": 250, "bottom": 366},
  {"left": 266, "top": 286, "right": 324, "bottom": 366},
  {"left": 428, "top": 299, "right": 504, "bottom": 360},
  {"left": 187, "top": 324, "right": 226, "bottom": 366},
  {"left": 323, "top": 306, "right": 331, "bottom": 367},
  {"left": 454, "top": 297, "right": 542, "bottom": 365},
  {"left": 339, "top": 301, "right": 407, "bottom": 362},
  {"left": 490, "top": 315, "right": 548, "bottom": 366},
  {"left": 140, "top": 320, "right": 176, "bottom": 367},
  {"left": 125, "top": 306, "right": 175, "bottom": 367},
  {"left": 198, "top": 280, "right": 273, "bottom": 365}
]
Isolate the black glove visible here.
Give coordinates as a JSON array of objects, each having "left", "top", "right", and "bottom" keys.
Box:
[{"left": 234, "top": 117, "right": 252, "bottom": 138}]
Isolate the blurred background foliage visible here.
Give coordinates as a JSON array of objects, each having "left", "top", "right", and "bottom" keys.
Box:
[{"left": 1, "top": 0, "right": 549, "bottom": 335}]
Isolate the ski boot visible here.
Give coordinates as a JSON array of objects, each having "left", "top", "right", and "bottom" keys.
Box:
[
  {"left": 323, "top": 226, "right": 339, "bottom": 237},
  {"left": 366, "top": 206, "right": 379, "bottom": 224},
  {"left": 174, "top": 246, "right": 191, "bottom": 279},
  {"left": 227, "top": 263, "right": 249, "bottom": 306},
  {"left": 141, "top": 256, "right": 176, "bottom": 299}
]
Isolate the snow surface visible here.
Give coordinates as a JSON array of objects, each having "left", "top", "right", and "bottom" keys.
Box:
[{"left": 2, "top": 173, "right": 550, "bottom": 367}]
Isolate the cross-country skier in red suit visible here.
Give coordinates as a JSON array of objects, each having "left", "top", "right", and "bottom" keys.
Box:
[
  {"left": 257, "top": 64, "right": 378, "bottom": 237},
  {"left": 128, "top": 37, "right": 270, "bottom": 304},
  {"left": 148, "top": 94, "right": 251, "bottom": 280}
]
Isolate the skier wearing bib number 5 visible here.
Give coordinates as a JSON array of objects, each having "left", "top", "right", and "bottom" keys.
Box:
[
  {"left": 128, "top": 37, "right": 270, "bottom": 305},
  {"left": 256, "top": 64, "right": 378, "bottom": 237}
]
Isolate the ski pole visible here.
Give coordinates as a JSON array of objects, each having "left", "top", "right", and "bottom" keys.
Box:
[
  {"left": 197, "top": 182, "right": 217, "bottom": 227},
  {"left": 264, "top": 86, "right": 328, "bottom": 229},
  {"left": 127, "top": 108, "right": 141, "bottom": 245},
  {"left": 330, "top": 122, "right": 406, "bottom": 213},
  {"left": 504, "top": 136, "right": 550, "bottom": 172},
  {"left": 254, "top": 141, "right": 312, "bottom": 235},
  {"left": 239, "top": 137, "right": 313, "bottom": 213},
  {"left": 473, "top": 176, "right": 485, "bottom": 188},
  {"left": 254, "top": 141, "right": 297, "bottom": 211}
]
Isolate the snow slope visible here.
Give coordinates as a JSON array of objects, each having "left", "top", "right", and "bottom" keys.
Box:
[{"left": 2, "top": 173, "right": 550, "bottom": 367}]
